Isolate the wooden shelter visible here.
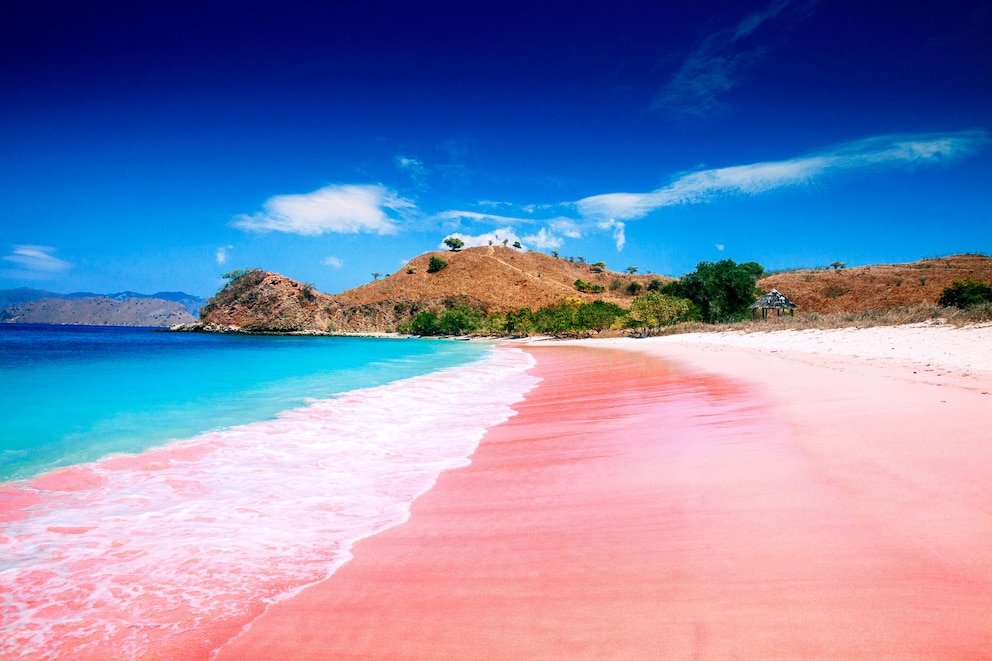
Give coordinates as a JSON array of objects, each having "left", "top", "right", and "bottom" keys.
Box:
[{"left": 749, "top": 288, "right": 798, "bottom": 320}]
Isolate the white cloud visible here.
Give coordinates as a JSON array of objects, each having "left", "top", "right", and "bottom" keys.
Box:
[
  {"left": 522, "top": 227, "right": 562, "bottom": 250},
  {"left": 233, "top": 184, "right": 413, "bottom": 236},
  {"left": 216, "top": 245, "right": 232, "bottom": 265},
  {"left": 322, "top": 256, "right": 343, "bottom": 268},
  {"left": 716, "top": 244, "right": 725, "bottom": 251},
  {"left": 550, "top": 218, "right": 582, "bottom": 239},
  {"left": 577, "top": 130, "right": 988, "bottom": 221},
  {"left": 441, "top": 227, "right": 525, "bottom": 250},
  {"left": 3, "top": 245, "right": 71, "bottom": 275},
  {"left": 597, "top": 219, "right": 626, "bottom": 251}
]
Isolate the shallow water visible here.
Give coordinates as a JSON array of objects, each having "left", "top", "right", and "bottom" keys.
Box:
[{"left": 0, "top": 326, "right": 539, "bottom": 659}]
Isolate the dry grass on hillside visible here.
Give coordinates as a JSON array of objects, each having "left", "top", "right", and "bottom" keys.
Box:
[
  {"left": 758, "top": 253, "right": 992, "bottom": 315},
  {"left": 643, "top": 302, "right": 992, "bottom": 337},
  {"left": 334, "top": 245, "right": 671, "bottom": 313}
]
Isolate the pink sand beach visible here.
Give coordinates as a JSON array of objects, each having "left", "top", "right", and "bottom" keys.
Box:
[{"left": 216, "top": 325, "right": 992, "bottom": 659}]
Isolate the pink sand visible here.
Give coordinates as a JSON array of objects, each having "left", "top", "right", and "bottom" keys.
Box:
[{"left": 216, "top": 340, "right": 992, "bottom": 659}]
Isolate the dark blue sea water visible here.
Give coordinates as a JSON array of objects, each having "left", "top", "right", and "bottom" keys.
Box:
[{"left": 0, "top": 324, "right": 489, "bottom": 482}]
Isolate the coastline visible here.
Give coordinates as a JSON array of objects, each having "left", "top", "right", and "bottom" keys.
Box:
[{"left": 216, "top": 324, "right": 992, "bottom": 659}]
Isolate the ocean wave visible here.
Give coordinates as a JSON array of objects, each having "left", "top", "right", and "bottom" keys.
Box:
[{"left": 0, "top": 346, "right": 538, "bottom": 660}]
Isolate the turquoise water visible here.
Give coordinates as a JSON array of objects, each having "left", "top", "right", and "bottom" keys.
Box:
[{"left": 0, "top": 324, "right": 489, "bottom": 482}]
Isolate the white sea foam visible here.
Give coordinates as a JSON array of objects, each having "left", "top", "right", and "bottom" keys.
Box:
[{"left": 0, "top": 346, "right": 538, "bottom": 660}]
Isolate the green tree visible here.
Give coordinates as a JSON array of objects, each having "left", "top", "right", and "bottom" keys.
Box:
[
  {"left": 626, "top": 266, "right": 638, "bottom": 274},
  {"left": 939, "top": 280, "right": 992, "bottom": 308},
  {"left": 407, "top": 311, "right": 440, "bottom": 335},
  {"left": 371, "top": 272, "right": 381, "bottom": 280},
  {"left": 512, "top": 241, "right": 523, "bottom": 249},
  {"left": 427, "top": 256, "right": 448, "bottom": 273},
  {"left": 629, "top": 292, "right": 698, "bottom": 331},
  {"left": 575, "top": 300, "right": 626, "bottom": 331},
  {"left": 504, "top": 308, "right": 535, "bottom": 334},
  {"left": 443, "top": 237, "right": 465, "bottom": 251},
  {"left": 437, "top": 305, "right": 483, "bottom": 334},
  {"left": 662, "top": 259, "right": 764, "bottom": 322}
]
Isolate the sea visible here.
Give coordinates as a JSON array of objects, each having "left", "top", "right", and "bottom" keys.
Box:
[{"left": 0, "top": 324, "right": 539, "bottom": 659}]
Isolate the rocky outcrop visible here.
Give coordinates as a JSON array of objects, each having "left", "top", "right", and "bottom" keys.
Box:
[
  {"left": 197, "top": 270, "right": 339, "bottom": 332},
  {"left": 193, "top": 269, "right": 495, "bottom": 334}
]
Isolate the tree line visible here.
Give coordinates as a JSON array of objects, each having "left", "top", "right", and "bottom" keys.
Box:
[{"left": 399, "top": 259, "right": 768, "bottom": 336}]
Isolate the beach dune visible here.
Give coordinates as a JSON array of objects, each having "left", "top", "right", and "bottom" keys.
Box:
[{"left": 218, "top": 326, "right": 992, "bottom": 660}]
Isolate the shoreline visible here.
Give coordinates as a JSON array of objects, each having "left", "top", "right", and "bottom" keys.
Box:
[{"left": 216, "top": 324, "right": 992, "bottom": 659}]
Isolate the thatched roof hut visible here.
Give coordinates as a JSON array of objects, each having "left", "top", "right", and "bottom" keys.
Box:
[{"left": 749, "top": 288, "right": 799, "bottom": 320}]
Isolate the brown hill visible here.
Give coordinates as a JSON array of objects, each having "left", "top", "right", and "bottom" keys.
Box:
[
  {"left": 1, "top": 297, "right": 196, "bottom": 327},
  {"left": 193, "top": 250, "right": 991, "bottom": 334},
  {"left": 758, "top": 254, "right": 992, "bottom": 315},
  {"left": 336, "top": 246, "right": 666, "bottom": 312},
  {"left": 196, "top": 246, "right": 668, "bottom": 333}
]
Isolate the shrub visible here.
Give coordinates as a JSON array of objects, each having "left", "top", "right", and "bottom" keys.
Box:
[
  {"left": 437, "top": 305, "right": 483, "bottom": 334},
  {"left": 427, "top": 256, "right": 448, "bottom": 273},
  {"left": 405, "top": 311, "right": 440, "bottom": 335},
  {"left": 504, "top": 308, "right": 536, "bottom": 334},
  {"left": 575, "top": 300, "right": 626, "bottom": 331},
  {"left": 822, "top": 284, "right": 848, "bottom": 298},
  {"left": 629, "top": 292, "right": 699, "bottom": 331},
  {"left": 574, "top": 279, "right": 605, "bottom": 293},
  {"left": 939, "top": 280, "right": 992, "bottom": 308},
  {"left": 626, "top": 281, "right": 643, "bottom": 296}
]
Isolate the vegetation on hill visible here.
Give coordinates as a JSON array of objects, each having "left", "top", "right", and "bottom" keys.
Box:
[
  {"left": 192, "top": 252, "right": 992, "bottom": 336},
  {"left": 938, "top": 280, "right": 992, "bottom": 308}
]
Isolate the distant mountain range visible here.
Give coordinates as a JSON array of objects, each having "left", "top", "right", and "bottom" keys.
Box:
[{"left": 0, "top": 288, "right": 206, "bottom": 327}]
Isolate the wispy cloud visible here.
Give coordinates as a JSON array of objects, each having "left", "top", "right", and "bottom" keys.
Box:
[
  {"left": 395, "top": 156, "right": 428, "bottom": 189},
  {"left": 435, "top": 210, "right": 537, "bottom": 226},
  {"left": 322, "top": 256, "right": 344, "bottom": 268},
  {"left": 216, "top": 245, "right": 232, "bottom": 265},
  {"left": 597, "top": 219, "right": 626, "bottom": 251},
  {"left": 716, "top": 244, "right": 726, "bottom": 251},
  {"left": 233, "top": 184, "right": 414, "bottom": 236},
  {"left": 654, "top": 0, "right": 818, "bottom": 118},
  {"left": 3, "top": 245, "right": 71, "bottom": 277},
  {"left": 576, "top": 130, "right": 989, "bottom": 221}
]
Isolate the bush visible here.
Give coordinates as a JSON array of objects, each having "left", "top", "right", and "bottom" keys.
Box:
[
  {"left": 939, "top": 280, "right": 992, "bottom": 308},
  {"left": 437, "top": 305, "right": 483, "bottom": 334},
  {"left": 625, "top": 281, "right": 643, "bottom": 296},
  {"left": 574, "top": 279, "right": 605, "bottom": 293},
  {"left": 427, "top": 256, "right": 448, "bottom": 273},
  {"left": 405, "top": 311, "right": 440, "bottom": 335},
  {"left": 629, "top": 292, "right": 699, "bottom": 331}
]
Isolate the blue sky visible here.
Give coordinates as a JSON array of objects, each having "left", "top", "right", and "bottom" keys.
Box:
[{"left": 1, "top": 0, "right": 990, "bottom": 297}]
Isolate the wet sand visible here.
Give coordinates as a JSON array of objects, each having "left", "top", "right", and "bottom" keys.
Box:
[{"left": 217, "top": 331, "right": 992, "bottom": 659}]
